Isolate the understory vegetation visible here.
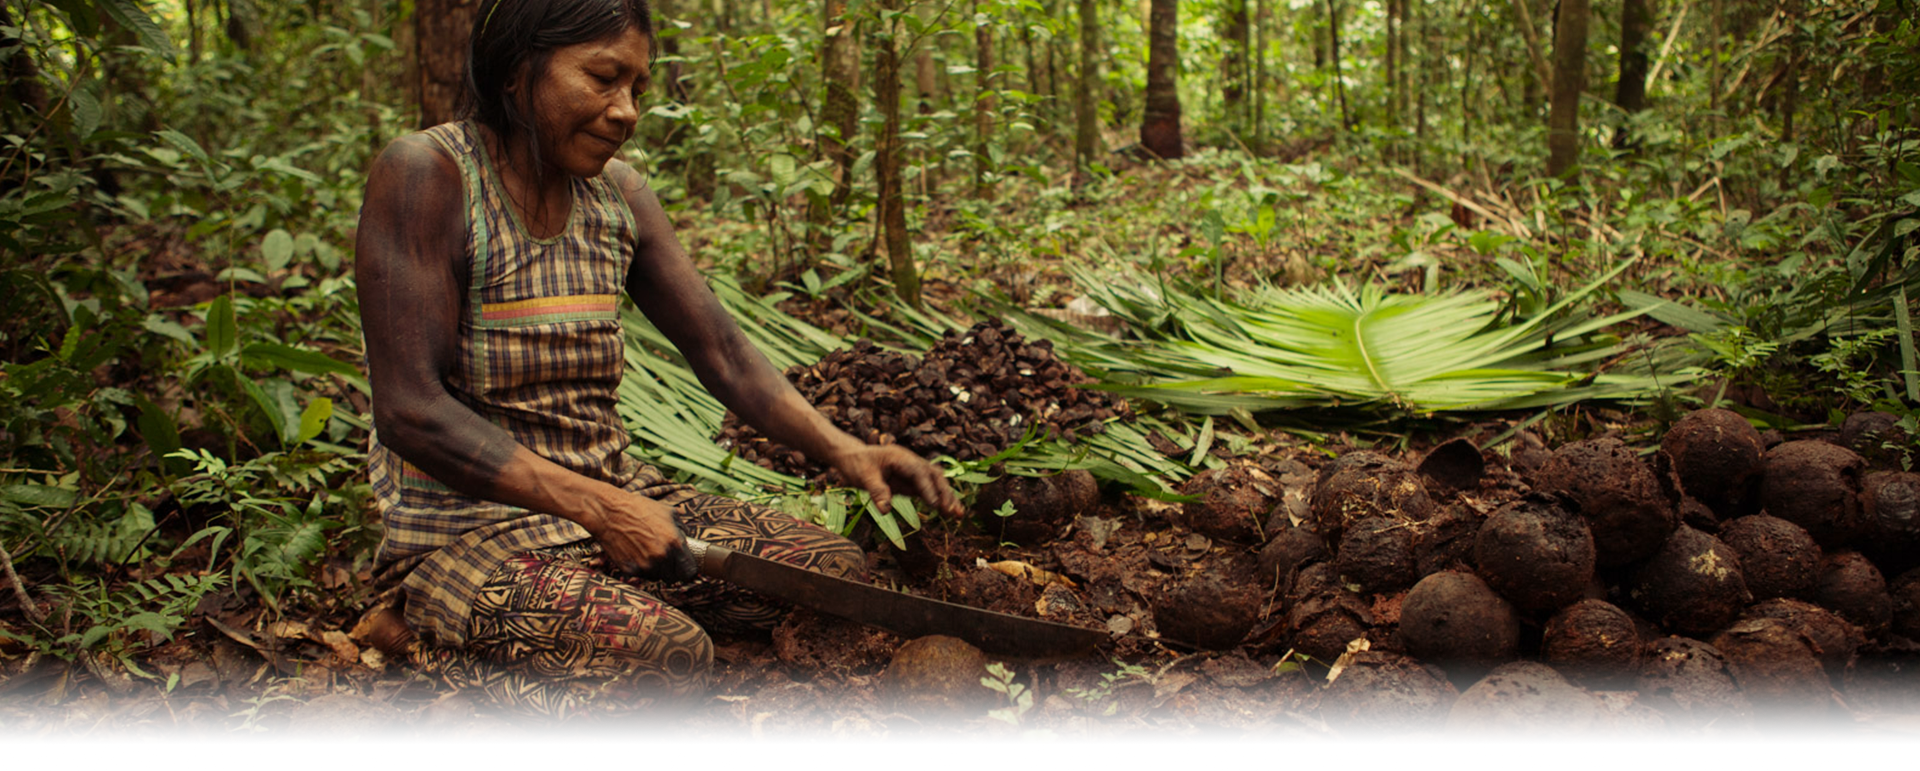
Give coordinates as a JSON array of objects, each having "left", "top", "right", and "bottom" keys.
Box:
[{"left": 0, "top": 0, "right": 1914, "bottom": 717}]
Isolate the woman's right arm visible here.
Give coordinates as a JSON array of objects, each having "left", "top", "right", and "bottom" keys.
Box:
[{"left": 353, "top": 136, "right": 692, "bottom": 579}]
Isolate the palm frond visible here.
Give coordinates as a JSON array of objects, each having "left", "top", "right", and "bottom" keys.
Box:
[{"left": 998, "top": 262, "right": 1704, "bottom": 416}]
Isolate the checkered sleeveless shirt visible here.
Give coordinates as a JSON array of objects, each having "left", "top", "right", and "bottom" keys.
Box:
[{"left": 368, "top": 121, "right": 667, "bottom": 647}]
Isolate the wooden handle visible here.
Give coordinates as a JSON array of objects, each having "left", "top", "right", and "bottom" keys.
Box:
[{"left": 685, "top": 537, "right": 731, "bottom": 579}]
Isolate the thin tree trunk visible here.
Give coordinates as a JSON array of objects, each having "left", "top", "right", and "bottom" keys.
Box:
[
  {"left": 1390, "top": 0, "right": 1405, "bottom": 127},
  {"left": 1252, "top": 0, "right": 1268, "bottom": 153},
  {"left": 1614, "top": 0, "right": 1652, "bottom": 148},
  {"left": 1141, "top": 0, "right": 1182, "bottom": 159},
  {"left": 1546, "top": 0, "right": 1591, "bottom": 179},
  {"left": 415, "top": 0, "right": 479, "bottom": 128},
  {"left": 1511, "top": 0, "right": 1554, "bottom": 90},
  {"left": 1326, "top": 0, "right": 1351, "bottom": 131},
  {"left": 1222, "top": 0, "right": 1249, "bottom": 113},
  {"left": 1709, "top": 0, "right": 1724, "bottom": 113},
  {"left": 1778, "top": 0, "right": 1801, "bottom": 144},
  {"left": 186, "top": 0, "right": 203, "bottom": 63},
  {"left": 974, "top": 4, "right": 994, "bottom": 197},
  {"left": 809, "top": 0, "right": 861, "bottom": 252},
  {"left": 1073, "top": 0, "right": 1100, "bottom": 173},
  {"left": 873, "top": 0, "right": 919, "bottom": 305}
]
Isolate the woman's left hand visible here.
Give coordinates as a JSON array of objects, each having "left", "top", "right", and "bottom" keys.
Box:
[{"left": 830, "top": 444, "right": 963, "bottom": 520}]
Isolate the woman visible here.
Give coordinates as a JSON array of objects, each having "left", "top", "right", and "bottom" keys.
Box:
[{"left": 352, "top": 0, "right": 959, "bottom": 715}]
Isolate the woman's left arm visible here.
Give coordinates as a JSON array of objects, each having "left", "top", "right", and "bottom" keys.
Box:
[{"left": 608, "top": 162, "right": 960, "bottom": 518}]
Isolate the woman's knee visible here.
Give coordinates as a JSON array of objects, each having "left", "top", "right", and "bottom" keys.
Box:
[{"left": 815, "top": 536, "right": 867, "bottom": 581}]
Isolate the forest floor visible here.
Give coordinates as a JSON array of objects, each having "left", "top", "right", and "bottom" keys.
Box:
[{"left": 4, "top": 155, "right": 1919, "bottom": 742}]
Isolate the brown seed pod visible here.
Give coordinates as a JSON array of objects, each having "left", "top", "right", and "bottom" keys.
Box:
[
  {"left": 1863, "top": 471, "right": 1920, "bottom": 533},
  {"left": 1840, "top": 411, "right": 1910, "bottom": 469},
  {"left": 1623, "top": 525, "right": 1752, "bottom": 637},
  {"left": 1534, "top": 438, "right": 1676, "bottom": 567},
  {"left": 1307, "top": 452, "right": 1435, "bottom": 539},
  {"left": 882, "top": 635, "right": 995, "bottom": 713},
  {"left": 1891, "top": 568, "right": 1920, "bottom": 642},
  {"left": 1815, "top": 550, "right": 1891, "bottom": 634},
  {"left": 1351, "top": 736, "right": 1443, "bottom": 771},
  {"left": 1286, "top": 587, "right": 1373, "bottom": 662},
  {"left": 1400, "top": 571, "right": 1520, "bottom": 681},
  {"left": 1759, "top": 440, "right": 1867, "bottom": 548},
  {"left": 1661, "top": 408, "right": 1766, "bottom": 518},
  {"left": 1443, "top": 659, "right": 1628, "bottom": 771},
  {"left": 1635, "top": 636, "right": 1753, "bottom": 728},
  {"left": 1742, "top": 598, "right": 1864, "bottom": 679},
  {"left": 1542, "top": 599, "right": 1641, "bottom": 689},
  {"left": 1472, "top": 495, "right": 1596, "bottom": 614},
  {"left": 972, "top": 469, "right": 1099, "bottom": 545},
  {"left": 1236, "top": 709, "right": 1359, "bottom": 771},
  {"left": 1708, "top": 619, "right": 1834, "bottom": 714},
  {"left": 1258, "top": 522, "right": 1327, "bottom": 591},
  {"left": 1334, "top": 516, "right": 1420, "bottom": 594},
  {"left": 1315, "top": 651, "right": 1459, "bottom": 732},
  {"left": 1718, "top": 514, "right": 1823, "bottom": 601},
  {"left": 1179, "top": 463, "right": 1282, "bottom": 545},
  {"left": 1151, "top": 573, "right": 1263, "bottom": 651}
]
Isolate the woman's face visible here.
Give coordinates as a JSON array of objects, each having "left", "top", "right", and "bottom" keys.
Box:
[{"left": 514, "top": 24, "right": 652, "bottom": 179}]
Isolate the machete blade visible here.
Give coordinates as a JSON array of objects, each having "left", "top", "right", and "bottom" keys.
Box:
[{"left": 690, "top": 538, "right": 1104, "bottom": 659}]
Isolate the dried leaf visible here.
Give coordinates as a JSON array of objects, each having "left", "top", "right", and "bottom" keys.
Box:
[{"left": 977, "top": 558, "right": 1076, "bottom": 588}]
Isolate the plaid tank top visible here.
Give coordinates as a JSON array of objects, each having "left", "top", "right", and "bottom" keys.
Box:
[{"left": 368, "top": 121, "right": 667, "bottom": 647}]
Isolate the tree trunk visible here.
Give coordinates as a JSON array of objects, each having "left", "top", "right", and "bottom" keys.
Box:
[
  {"left": 1222, "top": 0, "right": 1249, "bottom": 111},
  {"left": 1778, "top": 0, "right": 1801, "bottom": 144},
  {"left": 1546, "top": 0, "right": 1591, "bottom": 180},
  {"left": 1325, "top": 0, "right": 1351, "bottom": 131},
  {"left": 1614, "top": 0, "right": 1652, "bottom": 148},
  {"left": 1385, "top": 0, "right": 1398, "bottom": 128},
  {"left": 1073, "top": 0, "right": 1100, "bottom": 172},
  {"left": 873, "top": 0, "right": 919, "bottom": 305},
  {"left": 1511, "top": 0, "right": 1554, "bottom": 93},
  {"left": 1252, "top": 0, "right": 1268, "bottom": 153},
  {"left": 808, "top": 0, "right": 861, "bottom": 252},
  {"left": 415, "top": 0, "right": 479, "bottom": 128},
  {"left": 1140, "top": 0, "right": 1182, "bottom": 159},
  {"left": 974, "top": 8, "right": 994, "bottom": 198}
]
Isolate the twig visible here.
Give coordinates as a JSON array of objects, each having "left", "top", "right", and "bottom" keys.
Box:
[
  {"left": 1, "top": 541, "right": 46, "bottom": 623},
  {"left": 1390, "top": 167, "right": 1521, "bottom": 237},
  {"left": 1643, "top": 0, "right": 1691, "bottom": 97}
]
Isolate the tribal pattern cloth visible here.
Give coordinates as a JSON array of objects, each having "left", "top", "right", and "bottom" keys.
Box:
[{"left": 404, "top": 490, "right": 864, "bottom": 718}]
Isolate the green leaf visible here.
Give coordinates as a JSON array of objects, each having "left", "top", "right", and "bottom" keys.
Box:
[
  {"left": 97, "top": 0, "right": 178, "bottom": 61},
  {"left": 240, "top": 342, "right": 360, "bottom": 377},
  {"left": 295, "top": 398, "right": 333, "bottom": 445},
  {"left": 69, "top": 89, "right": 101, "bottom": 139},
  {"left": 131, "top": 394, "right": 183, "bottom": 470},
  {"left": 1, "top": 484, "right": 77, "bottom": 508},
  {"left": 205, "top": 294, "right": 236, "bottom": 359},
  {"left": 238, "top": 375, "right": 288, "bottom": 445},
  {"left": 154, "top": 128, "right": 207, "bottom": 166},
  {"left": 261, "top": 229, "right": 294, "bottom": 273}
]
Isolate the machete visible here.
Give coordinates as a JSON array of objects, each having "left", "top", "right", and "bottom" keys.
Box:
[{"left": 687, "top": 537, "right": 1106, "bottom": 659}]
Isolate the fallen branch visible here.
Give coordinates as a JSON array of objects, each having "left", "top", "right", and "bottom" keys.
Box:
[
  {"left": 0, "top": 542, "right": 45, "bottom": 624},
  {"left": 1391, "top": 167, "right": 1525, "bottom": 237}
]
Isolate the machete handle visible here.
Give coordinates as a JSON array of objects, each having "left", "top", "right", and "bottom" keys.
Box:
[{"left": 685, "top": 537, "right": 731, "bottom": 579}]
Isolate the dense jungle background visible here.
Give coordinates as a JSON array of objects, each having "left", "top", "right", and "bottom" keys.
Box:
[{"left": 1, "top": 0, "right": 1917, "bottom": 738}]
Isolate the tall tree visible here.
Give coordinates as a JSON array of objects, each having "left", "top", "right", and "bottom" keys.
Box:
[
  {"left": 1221, "top": 0, "right": 1249, "bottom": 116},
  {"left": 809, "top": 0, "right": 861, "bottom": 249},
  {"left": 1546, "top": 0, "right": 1591, "bottom": 179},
  {"left": 1140, "top": 0, "right": 1182, "bottom": 158},
  {"left": 1613, "top": 0, "right": 1653, "bottom": 147},
  {"left": 415, "top": 0, "right": 479, "bottom": 127},
  {"left": 1325, "top": 0, "right": 1352, "bottom": 130},
  {"left": 1073, "top": 0, "right": 1100, "bottom": 172},
  {"left": 872, "top": 0, "right": 919, "bottom": 305},
  {"left": 974, "top": 2, "right": 994, "bottom": 197}
]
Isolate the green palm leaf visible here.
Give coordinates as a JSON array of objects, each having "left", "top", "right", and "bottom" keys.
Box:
[{"left": 1000, "top": 261, "right": 1702, "bottom": 416}]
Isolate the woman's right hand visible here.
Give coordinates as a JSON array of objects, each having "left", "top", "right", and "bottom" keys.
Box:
[{"left": 586, "top": 493, "right": 698, "bottom": 582}]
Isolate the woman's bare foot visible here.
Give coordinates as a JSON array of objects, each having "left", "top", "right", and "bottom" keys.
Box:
[{"left": 351, "top": 602, "right": 416, "bottom": 655}]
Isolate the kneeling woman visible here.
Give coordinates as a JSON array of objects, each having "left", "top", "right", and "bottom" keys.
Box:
[{"left": 352, "top": 0, "right": 958, "bottom": 715}]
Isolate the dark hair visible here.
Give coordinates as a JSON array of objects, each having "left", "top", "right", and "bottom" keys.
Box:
[{"left": 463, "top": 0, "right": 656, "bottom": 173}]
